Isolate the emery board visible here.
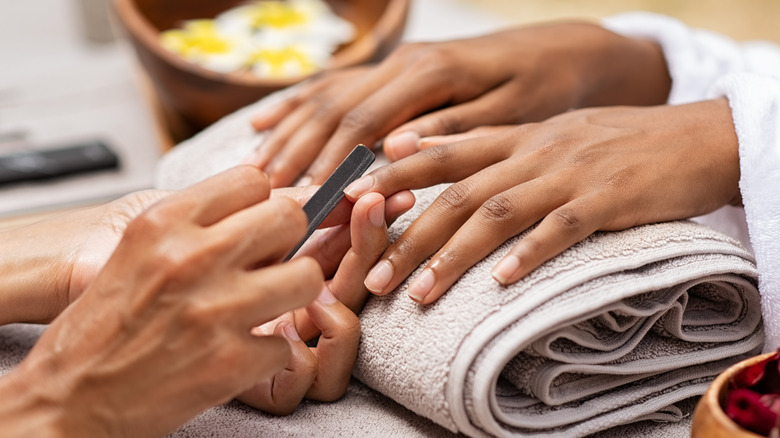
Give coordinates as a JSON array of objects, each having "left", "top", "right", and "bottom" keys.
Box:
[{"left": 284, "top": 145, "right": 375, "bottom": 261}]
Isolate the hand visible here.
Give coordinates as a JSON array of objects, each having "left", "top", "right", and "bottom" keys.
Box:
[
  {"left": 0, "top": 166, "right": 323, "bottom": 438},
  {"left": 238, "top": 190, "right": 416, "bottom": 414},
  {"left": 0, "top": 190, "right": 170, "bottom": 325},
  {"left": 245, "top": 22, "right": 670, "bottom": 187},
  {"left": 344, "top": 99, "right": 741, "bottom": 305}
]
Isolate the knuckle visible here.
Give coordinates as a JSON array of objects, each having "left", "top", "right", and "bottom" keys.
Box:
[
  {"left": 421, "top": 143, "right": 454, "bottom": 166},
  {"left": 339, "top": 107, "right": 379, "bottom": 135},
  {"left": 479, "top": 194, "right": 515, "bottom": 223},
  {"left": 432, "top": 114, "right": 464, "bottom": 136},
  {"left": 437, "top": 181, "right": 474, "bottom": 212},
  {"left": 551, "top": 207, "right": 583, "bottom": 235}
]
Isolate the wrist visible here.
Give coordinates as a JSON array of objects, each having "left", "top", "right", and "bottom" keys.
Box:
[
  {"left": 0, "top": 225, "right": 74, "bottom": 325},
  {"left": 574, "top": 23, "right": 671, "bottom": 107}
]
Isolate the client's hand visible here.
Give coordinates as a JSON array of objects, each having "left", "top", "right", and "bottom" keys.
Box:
[
  {"left": 245, "top": 21, "right": 670, "bottom": 187},
  {"left": 0, "top": 189, "right": 170, "bottom": 325},
  {"left": 344, "top": 99, "right": 741, "bottom": 304},
  {"left": 0, "top": 166, "right": 323, "bottom": 438},
  {"left": 238, "top": 190, "right": 416, "bottom": 414}
]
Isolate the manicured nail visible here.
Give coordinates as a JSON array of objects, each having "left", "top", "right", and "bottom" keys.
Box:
[
  {"left": 368, "top": 201, "right": 385, "bottom": 227},
  {"left": 492, "top": 254, "right": 520, "bottom": 285},
  {"left": 317, "top": 285, "right": 338, "bottom": 305},
  {"left": 344, "top": 175, "right": 374, "bottom": 199},
  {"left": 282, "top": 323, "right": 301, "bottom": 342},
  {"left": 296, "top": 175, "right": 313, "bottom": 187},
  {"left": 408, "top": 268, "right": 435, "bottom": 303},
  {"left": 364, "top": 260, "right": 393, "bottom": 294},
  {"left": 385, "top": 131, "right": 420, "bottom": 161}
]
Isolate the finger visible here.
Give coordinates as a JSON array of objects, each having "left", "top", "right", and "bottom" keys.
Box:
[
  {"left": 235, "top": 334, "right": 292, "bottom": 391},
  {"left": 406, "top": 177, "right": 567, "bottom": 305},
  {"left": 417, "top": 126, "right": 516, "bottom": 150},
  {"left": 383, "top": 84, "right": 520, "bottom": 160},
  {"left": 237, "top": 322, "right": 318, "bottom": 415},
  {"left": 247, "top": 76, "right": 347, "bottom": 168},
  {"left": 250, "top": 78, "right": 333, "bottom": 131},
  {"left": 271, "top": 185, "right": 354, "bottom": 228},
  {"left": 303, "top": 63, "right": 467, "bottom": 183},
  {"left": 344, "top": 136, "right": 512, "bottom": 202},
  {"left": 304, "top": 286, "right": 361, "bottom": 402},
  {"left": 363, "top": 160, "right": 531, "bottom": 296},
  {"left": 264, "top": 64, "right": 411, "bottom": 187},
  {"left": 293, "top": 190, "right": 413, "bottom": 340},
  {"left": 297, "top": 190, "right": 415, "bottom": 279},
  {"left": 241, "top": 257, "right": 323, "bottom": 327},
  {"left": 491, "top": 196, "right": 605, "bottom": 285},
  {"left": 213, "top": 197, "right": 308, "bottom": 266},
  {"left": 163, "top": 165, "right": 270, "bottom": 226}
]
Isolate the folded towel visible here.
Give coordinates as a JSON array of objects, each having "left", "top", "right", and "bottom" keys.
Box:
[
  {"left": 152, "top": 95, "right": 763, "bottom": 436},
  {"left": 354, "top": 184, "right": 762, "bottom": 437}
]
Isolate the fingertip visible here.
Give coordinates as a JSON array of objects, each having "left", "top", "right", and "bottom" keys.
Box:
[
  {"left": 344, "top": 175, "right": 375, "bottom": 201},
  {"left": 491, "top": 254, "right": 521, "bottom": 285},
  {"left": 384, "top": 131, "right": 420, "bottom": 161}
]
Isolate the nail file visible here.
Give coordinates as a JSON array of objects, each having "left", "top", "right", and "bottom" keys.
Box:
[{"left": 284, "top": 144, "right": 375, "bottom": 261}]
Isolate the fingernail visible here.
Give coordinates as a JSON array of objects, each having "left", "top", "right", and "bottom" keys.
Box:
[
  {"left": 282, "top": 323, "right": 301, "bottom": 341},
  {"left": 296, "top": 175, "right": 313, "bottom": 187},
  {"left": 364, "top": 260, "right": 393, "bottom": 294},
  {"left": 317, "top": 285, "right": 338, "bottom": 305},
  {"left": 368, "top": 201, "right": 385, "bottom": 227},
  {"left": 385, "top": 131, "right": 420, "bottom": 161},
  {"left": 344, "top": 175, "right": 374, "bottom": 199},
  {"left": 408, "top": 268, "right": 435, "bottom": 303},
  {"left": 492, "top": 254, "right": 520, "bottom": 285}
]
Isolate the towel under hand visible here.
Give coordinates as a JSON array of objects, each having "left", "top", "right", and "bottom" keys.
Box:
[{"left": 353, "top": 184, "right": 761, "bottom": 437}]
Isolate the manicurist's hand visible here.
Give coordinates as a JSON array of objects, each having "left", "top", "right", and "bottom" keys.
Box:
[
  {"left": 245, "top": 21, "right": 671, "bottom": 188},
  {"left": 344, "top": 99, "right": 741, "bottom": 305},
  {"left": 238, "top": 190, "right": 415, "bottom": 414},
  {"left": 0, "top": 166, "right": 323, "bottom": 438}
]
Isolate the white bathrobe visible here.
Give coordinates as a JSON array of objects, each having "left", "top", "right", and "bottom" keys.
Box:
[{"left": 604, "top": 13, "right": 780, "bottom": 351}]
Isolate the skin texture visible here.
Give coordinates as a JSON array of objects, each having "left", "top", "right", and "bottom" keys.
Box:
[
  {"left": 344, "top": 99, "right": 741, "bottom": 305},
  {"left": 246, "top": 21, "right": 671, "bottom": 188},
  {"left": 0, "top": 165, "right": 414, "bottom": 437}
]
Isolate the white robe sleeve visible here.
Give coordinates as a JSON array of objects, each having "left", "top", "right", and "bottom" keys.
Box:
[
  {"left": 604, "top": 12, "right": 780, "bottom": 350},
  {"left": 710, "top": 74, "right": 780, "bottom": 350},
  {"left": 602, "top": 12, "right": 780, "bottom": 104}
]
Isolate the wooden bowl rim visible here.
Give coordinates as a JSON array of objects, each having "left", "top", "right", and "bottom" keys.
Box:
[
  {"left": 698, "top": 352, "right": 775, "bottom": 437},
  {"left": 112, "top": 0, "right": 410, "bottom": 87}
]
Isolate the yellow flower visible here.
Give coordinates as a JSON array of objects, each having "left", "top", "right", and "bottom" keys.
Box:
[{"left": 161, "top": 20, "right": 251, "bottom": 73}]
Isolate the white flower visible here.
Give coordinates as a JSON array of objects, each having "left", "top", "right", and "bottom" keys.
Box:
[
  {"left": 160, "top": 0, "right": 356, "bottom": 78},
  {"left": 160, "top": 20, "right": 252, "bottom": 73}
]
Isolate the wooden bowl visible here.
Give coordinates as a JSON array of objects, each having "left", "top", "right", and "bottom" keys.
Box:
[
  {"left": 112, "top": 0, "right": 410, "bottom": 143},
  {"left": 691, "top": 352, "right": 774, "bottom": 438}
]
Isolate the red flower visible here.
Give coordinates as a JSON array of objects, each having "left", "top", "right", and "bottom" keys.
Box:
[{"left": 725, "top": 388, "right": 778, "bottom": 436}]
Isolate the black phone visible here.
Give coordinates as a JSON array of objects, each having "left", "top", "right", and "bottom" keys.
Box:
[
  {"left": 284, "top": 144, "right": 375, "bottom": 261},
  {"left": 0, "top": 139, "right": 120, "bottom": 185}
]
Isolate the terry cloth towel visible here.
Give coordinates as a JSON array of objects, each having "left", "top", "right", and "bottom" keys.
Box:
[
  {"left": 354, "top": 185, "right": 762, "bottom": 437},
  {"left": 154, "top": 94, "right": 764, "bottom": 437}
]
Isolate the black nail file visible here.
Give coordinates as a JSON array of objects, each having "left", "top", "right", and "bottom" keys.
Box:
[{"left": 284, "top": 144, "right": 375, "bottom": 261}]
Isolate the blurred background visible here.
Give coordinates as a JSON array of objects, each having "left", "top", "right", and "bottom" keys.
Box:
[
  {"left": 0, "top": 0, "right": 776, "bottom": 227},
  {"left": 465, "top": 0, "right": 779, "bottom": 41}
]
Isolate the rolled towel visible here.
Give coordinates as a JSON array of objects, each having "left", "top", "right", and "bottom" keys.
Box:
[{"left": 354, "top": 184, "right": 762, "bottom": 437}]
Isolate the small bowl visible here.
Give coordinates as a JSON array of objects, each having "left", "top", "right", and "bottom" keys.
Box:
[
  {"left": 691, "top": 352, "right": 774, "bottom": 438},
  {"left": 112, "top": 0, "right": 410, "bottom": 143}
]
